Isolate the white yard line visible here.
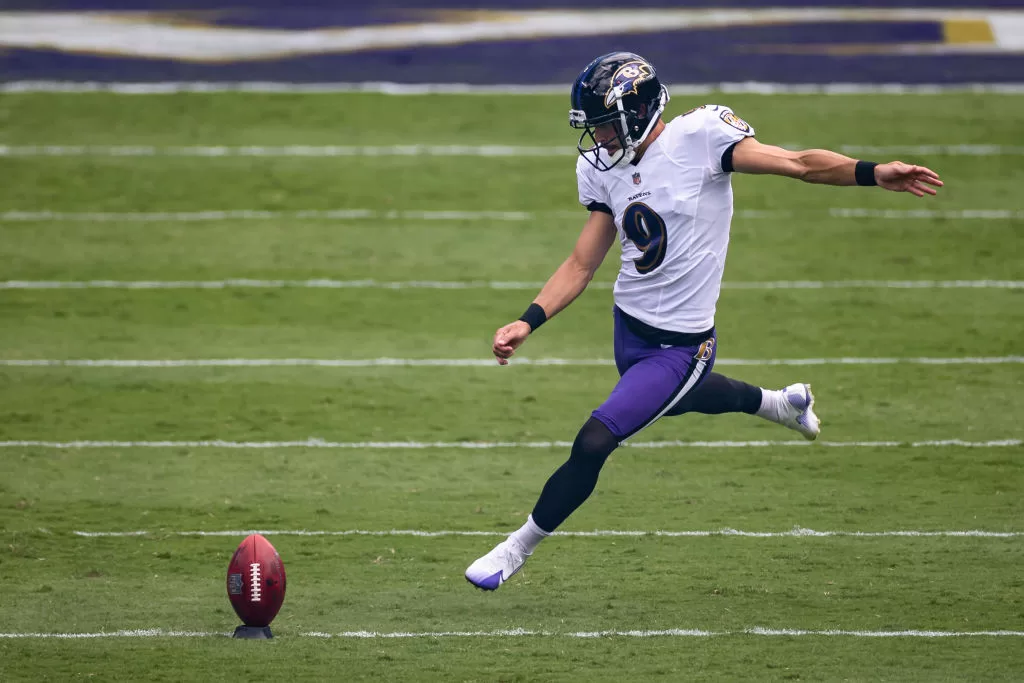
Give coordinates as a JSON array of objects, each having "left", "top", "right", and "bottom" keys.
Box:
[
  {"left": 2, "top": 144, "right": 1022, "bottom": 157},
  {"left": 830, "top": 208, "right": 1024, "bottom": 219},
  {"left": 0, "top": 627, "right": 1021, "bottom": 639},
  {"left": 71, "top": 528, "right": 1023, "bottom": 539},
  {"left": 0, "top": 209, "right": 541, "bottom": 222},
  {"left": 1, "top": 357, "right": 1021, "bottom": 368},
  {"left": 0, "top": 145, "right": 579, "bottom": 157},
  {"left": 0, "top": 630, "right": 228, "bottom": 639},
  {"left": 2, "top": 208, "right": 1020, "bottom": 222},
  {"left": 2, "top": 438, "right": 1020, "bottom": 449},
  {"left": 1, "top": 279, "right": 1020, "bottom": 291},
  {"left": 3, "top": 81, "right": 1024, "bottom": 95},
  {"left": 841, "top": 144, "right": 1024, "bottom": 156},
  {"left": 315, "top": 627, "right": 1024, "bottom": 638}
]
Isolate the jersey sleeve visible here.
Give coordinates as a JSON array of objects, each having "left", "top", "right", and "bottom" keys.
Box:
[
  {"left": 576, "top": 157, "right": 612, "bottom": 214},
  {"left": 704, "top": 105, "right": 756, "bottom": 175}
]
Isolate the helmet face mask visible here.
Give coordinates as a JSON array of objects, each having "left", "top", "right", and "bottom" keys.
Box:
[
  {"left": 570, "top": 108, "right": 630, "bottom": 170},
  {"left": 569, "top": 52, "right": 669, "bottom": 172}
]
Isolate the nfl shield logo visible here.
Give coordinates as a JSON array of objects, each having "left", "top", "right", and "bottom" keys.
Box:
[{"left": 632, "top": 172, "right": 641, "bottom": 185}]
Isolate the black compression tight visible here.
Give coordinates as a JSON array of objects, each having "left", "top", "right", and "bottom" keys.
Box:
[
  {"left": 529, "top": 374, "right": 761, "bottom": 532},
  {"left": 670, "top": 372, "right": 762, "bottom": 415},
  {"left": 531, "top": 417, "right": 619, "bottom": 533}
]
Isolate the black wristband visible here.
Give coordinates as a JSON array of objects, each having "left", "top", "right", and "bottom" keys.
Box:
[
  {"left": 518, "top": 303, "right": 547, "bottom": 331},
  {"left": 855, "top": 160, "right": 878, "bottom": 186}
]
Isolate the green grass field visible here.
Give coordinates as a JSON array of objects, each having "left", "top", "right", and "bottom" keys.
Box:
[{"left": 0, "top": 91, "right": 1022, "bottom": 681}]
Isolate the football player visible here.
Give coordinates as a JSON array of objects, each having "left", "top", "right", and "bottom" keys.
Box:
[{"left": 466, "top": 52, "right": 942, "bottom": 591}]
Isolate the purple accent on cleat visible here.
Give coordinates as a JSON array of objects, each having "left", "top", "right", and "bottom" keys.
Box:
[
  {"left": 470, "top": 571, "right": 503, "bottom": 591},
  {"left": 786, "top": 386, "right": 809, "bottom": 411}
]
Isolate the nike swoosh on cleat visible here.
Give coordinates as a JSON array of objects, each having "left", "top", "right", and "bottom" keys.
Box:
[{"left": 466, "top": 570, "right": 503, "bottom": 591}]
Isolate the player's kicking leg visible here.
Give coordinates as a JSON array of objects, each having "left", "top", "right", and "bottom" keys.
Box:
[{"left": 670, "top": 373, "right": 821, "bottom": 440}]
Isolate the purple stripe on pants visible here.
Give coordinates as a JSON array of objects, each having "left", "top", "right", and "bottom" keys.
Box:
[{"left": 591, "top": 307, "right": 717, "bottom": 441}]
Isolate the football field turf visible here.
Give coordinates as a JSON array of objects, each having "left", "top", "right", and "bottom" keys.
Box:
[{"left": 0, "top": 92, "right": 1022, "bottom": 681}]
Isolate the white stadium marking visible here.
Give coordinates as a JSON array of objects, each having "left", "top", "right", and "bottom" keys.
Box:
[
  {"left": 840, "top": 144, "right": 1024, "bottom": 156},
  {"left": 0, "top": 209, "right": 542, "bottom": 222},
  {"left": 2, "top": 143, "right": 1022, "bottom": 157},
  {"left": 3, "top": 81, "right": 1024, "bottom": 95},
  {"left": 739, "top": 628, "right": 1024, "bottom": 638},
  {"left": 1, "top": 356, "right": 1020, "bottom": 368},
  {"left": 0, "top": 630, "right": 228, "bottom": 639},
  {"left": 2, "top": 438, "right": 1020, "bottom": 449},
  {"left": 0, "top": 627, "right": 1021, "bottom": 639},
  {"left": 0, "top": 279, "right": 1020, "bottom": 291},
  {"left": 2, "top": 9, "right": 1022, "bottom": 61},
  {"left": 2, "top": 208, "right": 1020, "bottom": 223},
  {"left": 71, "top": 528, "right": 1024, "bottom": 539},
  {"left": 0, "top": 144, "right": 579, "bottom": 157},
  {"left": 721, "top": 280, "right": 1024, "bottom": 290},
  {"left": 830, "top": 208, "right": 1024, "bottom": 220},
  {"left": 312, "top": 628, "right": 1024, "bottom": 639}
]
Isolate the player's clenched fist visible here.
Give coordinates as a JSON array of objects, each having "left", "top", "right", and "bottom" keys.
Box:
[{"left": 493, "top": 320, "right": 532, "bottom": 365}]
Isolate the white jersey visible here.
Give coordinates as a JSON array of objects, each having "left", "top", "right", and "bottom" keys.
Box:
[{"left": 576, "top": 104, "right": 755, "bottom": 333}]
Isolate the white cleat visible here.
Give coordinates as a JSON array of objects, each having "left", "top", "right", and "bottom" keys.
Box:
[
  {"left": 465, "top": 537, "right": 530, "bottom": 591},
  {"left": 779, "top": 383, "right": 821, "bottom": 441}
]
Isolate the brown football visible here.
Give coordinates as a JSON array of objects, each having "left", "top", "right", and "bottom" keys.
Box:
[{"left": 226, "top": 533, "right": 287, "bottom": 627}]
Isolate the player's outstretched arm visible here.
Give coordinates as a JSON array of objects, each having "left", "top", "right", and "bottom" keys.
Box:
[
  {"left": 730, "top": 137, "right": 942, "bottom": 197},
  {"left": 492, "top": 210, "right": 616, "bottom": 365}
]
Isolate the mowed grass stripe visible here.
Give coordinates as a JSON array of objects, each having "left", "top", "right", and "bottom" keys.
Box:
[
  {"left": 1, "top": 364, "right": 1018, "bottom": 444},
  {"left": 0, "top": 91, "right": 1022, "bottom": 152},
  {"left": 0, "top": 641, "right": 1018, "bottom": 683},
  {"left": 1, "top": 532, "right": 1021, "bottom": 635},
  {"left": 0, "top": 155, "right": 1015, "bottom": 214},
  {"left": 7, "top": 441, "right": 1017, "bottom": 532},
  {"left": 2, "top": 217, "right": 1015, "bottom": 282},
  {"left": 1, "top": 288, "right": 1018, "bottom": 359}
]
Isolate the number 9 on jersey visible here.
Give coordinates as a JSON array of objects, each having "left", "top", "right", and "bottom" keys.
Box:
[{"left": 622, "top": 202, "right": 668, "bottom": 274}]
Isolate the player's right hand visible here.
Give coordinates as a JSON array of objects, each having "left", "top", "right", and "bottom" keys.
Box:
[{"left": 492, "top": 320, "right": 532, "bottom": 365}]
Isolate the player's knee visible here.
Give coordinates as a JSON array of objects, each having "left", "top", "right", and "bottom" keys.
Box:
[{"left": 569, "top": 417, "right": 619, "bottom": 469}]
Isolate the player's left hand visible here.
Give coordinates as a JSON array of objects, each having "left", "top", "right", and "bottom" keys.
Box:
[{"left": 875, "top": 161, "right": 943, "bottom": 197}]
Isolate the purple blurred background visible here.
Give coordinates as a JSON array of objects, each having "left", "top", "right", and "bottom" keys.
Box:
[{"left": 1, "top": 1, "right": 1022, "bottom": 84}]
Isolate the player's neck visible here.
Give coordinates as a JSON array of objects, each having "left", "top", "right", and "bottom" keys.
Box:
[{"left": 630, "top": 119, "right": 666, "bottom": 166}]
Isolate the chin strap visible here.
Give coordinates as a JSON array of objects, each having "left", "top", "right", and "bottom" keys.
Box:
[
  {"left": 609, "top": 146, "right": 630, "bottom": 165},
  {"left": 618, "top": 85, "right": 670, "bottom": 162}
]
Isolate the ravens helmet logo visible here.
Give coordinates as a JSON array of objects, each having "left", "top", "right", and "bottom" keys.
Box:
[
  {"left": 604, "top": 61, "right": 655, "bottom": 109},
  {"left": 570, "top": 52, "right": 668, "bottom": 172}
]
